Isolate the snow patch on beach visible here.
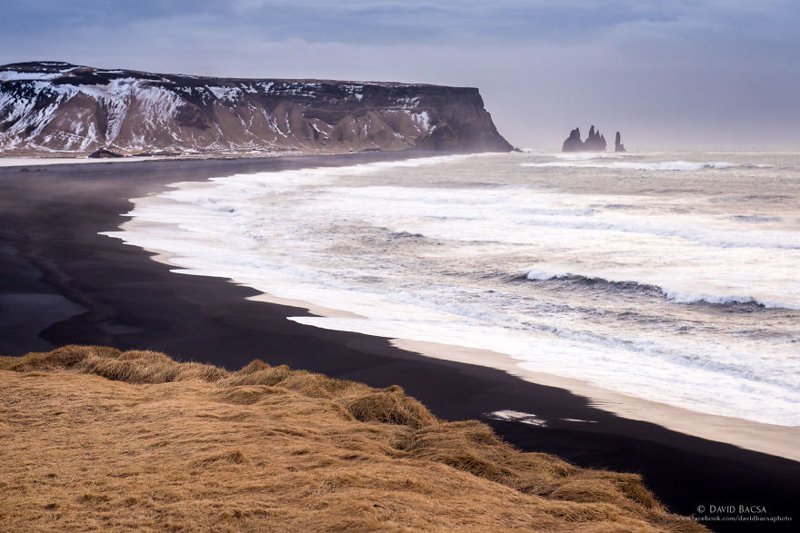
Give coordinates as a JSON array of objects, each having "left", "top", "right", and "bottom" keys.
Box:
[
  {"left": 485, "top": 410, "right": 548, "bottom": 427},
  {"left": 0, "top": 156, "right": 155, "bottom": 167}
]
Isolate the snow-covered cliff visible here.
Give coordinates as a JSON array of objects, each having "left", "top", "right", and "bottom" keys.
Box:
[{"left": 0, "top": 61, "right": 512, "bottom": 156}]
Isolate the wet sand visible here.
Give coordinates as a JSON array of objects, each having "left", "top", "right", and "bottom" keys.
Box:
[{"left": 1, "top": 154, "right": 797, "bottom": 530}]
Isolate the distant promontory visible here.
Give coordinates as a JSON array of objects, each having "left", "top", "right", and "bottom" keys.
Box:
[{"left": 0, "top": 61, "right": 513, "bottom": 157}]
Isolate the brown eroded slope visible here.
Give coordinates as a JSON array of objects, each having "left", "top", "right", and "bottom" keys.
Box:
[{"left": 0, "top": 346, "right": 703, "bottom": 531}]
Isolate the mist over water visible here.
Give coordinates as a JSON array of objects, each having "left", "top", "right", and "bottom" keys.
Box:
[{"left": 106, "top": 152, "right": 800, "bottom": 426}]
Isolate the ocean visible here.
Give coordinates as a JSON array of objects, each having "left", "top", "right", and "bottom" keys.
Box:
[{"left": 105, "top": 151, "right": 800, "bottom": 427}]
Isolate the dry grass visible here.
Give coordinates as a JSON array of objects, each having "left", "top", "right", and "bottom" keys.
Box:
[{"left": 0, "top": 346, "right": 704, "bottom": 532}]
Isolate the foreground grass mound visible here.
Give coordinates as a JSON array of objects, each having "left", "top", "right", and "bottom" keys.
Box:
[{"left": 0, "top": 346, "right": 703, "bottom": 531}]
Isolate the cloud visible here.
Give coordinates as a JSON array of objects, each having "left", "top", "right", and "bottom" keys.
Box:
[{"left": 1, "top": 0, "right": 798, "bottom": 149}]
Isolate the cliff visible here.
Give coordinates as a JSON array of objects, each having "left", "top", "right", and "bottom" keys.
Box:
[
  {"left": 0, "top": 61, "right": 513, "bottom": 157},
  {"left": 0, "top": 346, "right": 702, "bottom": 531}
]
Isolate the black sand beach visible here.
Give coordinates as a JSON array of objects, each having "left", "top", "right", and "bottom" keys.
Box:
[{"left": 1, "top": 155, "right": 797, "bottom": 531}]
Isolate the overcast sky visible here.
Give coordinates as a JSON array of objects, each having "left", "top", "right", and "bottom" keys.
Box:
[{"left": 2, "top": 0, "right": 799, "bottom": 150}]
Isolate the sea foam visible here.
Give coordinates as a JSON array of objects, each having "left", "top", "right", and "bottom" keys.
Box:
[
  {"left": 524, "top": 269, "right": 798, "bottom": 310},
  {"left": 524, "top": 160, "right": 738, "bottom": 171},
  {"left": 104, "top": 151, "right": 800, "bottom": 427}
]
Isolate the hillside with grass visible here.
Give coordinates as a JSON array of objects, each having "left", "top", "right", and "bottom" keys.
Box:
[{"left": 0, "top": 346, "right": 702, "bottom": 531}]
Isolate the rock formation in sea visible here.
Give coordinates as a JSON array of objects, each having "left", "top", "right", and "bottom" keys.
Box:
[
  {"left": 0, "top": 61, "right": 513, "bottom": 157},
  {"left": 561, "top": 127, "right": 584, "bottom": 152},
  {"left": 583, "top": 125, "right": 607, "bottom": 151},
  {"left": 615, "top": 131, "right": 626, "bottom": 153},
  {"left": 561, "top": 125, "right": 608, "bottom": 152}
]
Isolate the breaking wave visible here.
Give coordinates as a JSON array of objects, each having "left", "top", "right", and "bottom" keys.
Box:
[
  {"left": 104, "top": 150, "right": 800, "bottom": 427},
  {"left": 523, "top": 161, "right": 771, "bottom": 171},
  {"left": 523, "top": 270, "right": 795, "bottom": 310}
]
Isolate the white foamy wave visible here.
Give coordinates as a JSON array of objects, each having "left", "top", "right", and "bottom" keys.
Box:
[
  {"left": 525, "top": 269, "right": 560, "bottom": 281},
  {"left": 104, "top": 150, "right": 800, "bottom": 428},
  {"left": 662, "top": 290, "right": 789, "bottom": 309},
  {"left": 513, "top": 215, "right": 800, "bottom": 250},
  {"left": 313, "top": 183, "right": 800, "bottom": 250},
  {"left": 613, "top": 161, "right": 736, "bottom": 171},
  {"left": 554, "top": 152, "right": 635, "bottom": 161},
  {"left": 290, "top": 314, "right": 800, "bottom": 426},
  {"left": 525, "top": 268, "right": 800, "bottom": 310},
  {"left": 524, "top": 160, "right": 740, "bottom": 171}
]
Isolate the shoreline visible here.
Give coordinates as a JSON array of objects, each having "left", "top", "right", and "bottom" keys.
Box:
[
  {"left": 222, "top": 288, "right": 800, "bottom": 462},
  {"left": 392, "top": 339, "right": 800, "bottom": 462},
  {"left": 1, "top": 154, "right": 798, "bottom": 529},
  {"left": 0, "top": 147, "right": 397, "bottom": 168},
  {"left": 107, "top": 152, "right": 799, "bottom": 461}
]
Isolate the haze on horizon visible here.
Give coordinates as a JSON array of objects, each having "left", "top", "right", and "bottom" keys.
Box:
[{"left": 1, "top": 0, "right": 798, "bottom": 151}]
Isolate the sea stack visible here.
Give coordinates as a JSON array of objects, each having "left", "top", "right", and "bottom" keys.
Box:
[
  {"left": 615, "top": 131, "right": 626, "bottom": 153},
  {"left": 561, "top": 125, "right": 607, "bottom": 152},
  {"left": 583, "top": 125, "right": 607, "bottom": 151},
  {"left": 561, "top": 127, "right": 584, "bottom": 152}
]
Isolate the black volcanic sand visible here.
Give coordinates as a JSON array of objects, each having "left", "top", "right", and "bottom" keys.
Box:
[{"left": 1, "top": 154, "right": 797, "bottom": 531}]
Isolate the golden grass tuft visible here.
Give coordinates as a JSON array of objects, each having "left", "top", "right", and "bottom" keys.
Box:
[
  {"left": 0, "top": 346, "right": 705, "bottom": 532},
  {"left": 190, "top": 449, "right": 250, "bottom": 467},
  {"left": 4, "top": 345, "right": 225, "bottom": 384},
  {"left": 220, "top": 361, "right": 293, "bottom": 387},
  {"left": 344, "top": 389, "right": 437, "bottom": 429}
]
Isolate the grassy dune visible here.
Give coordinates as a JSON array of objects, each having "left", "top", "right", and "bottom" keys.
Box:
[{"left": 0, "top": 346, "right": 703, "bottom": 531}]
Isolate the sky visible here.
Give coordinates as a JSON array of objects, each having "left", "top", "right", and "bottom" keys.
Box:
[{"left": 1, "top": 0, "right": 799, "bottom": 150}]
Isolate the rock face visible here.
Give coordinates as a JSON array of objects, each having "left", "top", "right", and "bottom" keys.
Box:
[
  {"left": 561, "top": 127, "right": 584, "bottom": 152},
  {"left": 0, "top": 61, "right": 513, "bottom": 156},
  {"left": 87, "top": 147, "right": 123, "bottom": 158},
  {"left": 561, "top": 124, "right": 607, "bottom": 152},
  {"left": 584, "top": 125, "right": 606, "bottom": 151},
  {"left": 615, "top": 131, "right": 626, "bottom": 153}
]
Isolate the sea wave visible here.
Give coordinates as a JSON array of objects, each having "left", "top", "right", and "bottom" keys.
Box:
[
  {"left": 554, "top": 152, "right": 636, "bottom": 161},
  {"left": 104, "top": 151, "right": 800, "bottom": 427},
  {"left": 728, "top": 214, "right": 781, "bottom": 223},
  {"left": 515, "top": 216, "right": 800, "bottom": 250},
  {"left": 523, "top": 160, "right": 771, "bottom": 171},
  {"left": 523, "top": 270, "right": 796, "bottom": 310}
]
